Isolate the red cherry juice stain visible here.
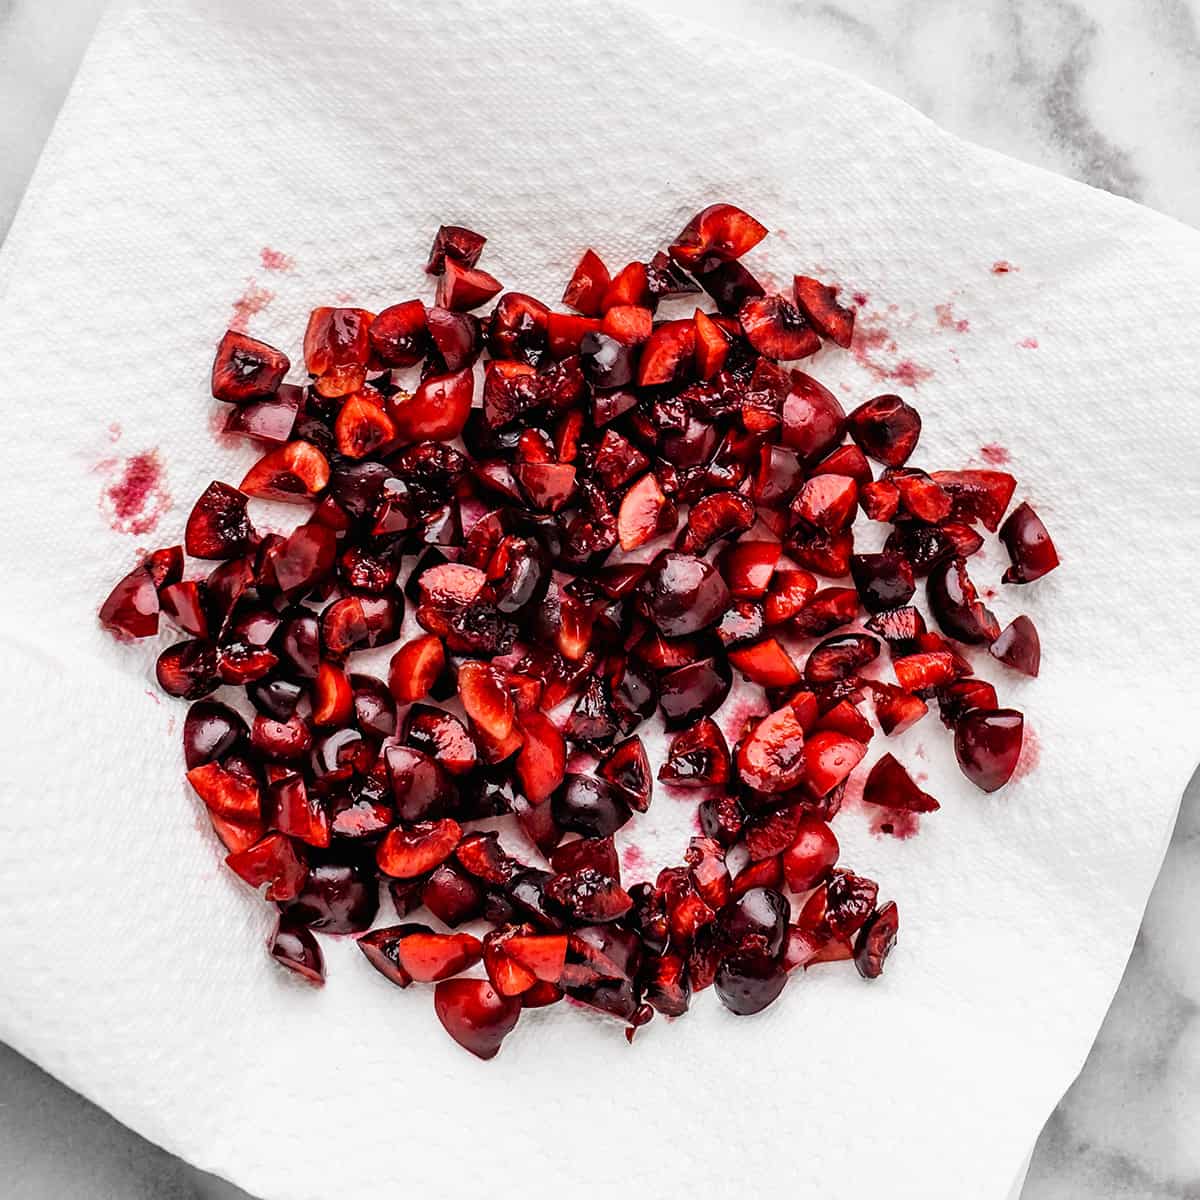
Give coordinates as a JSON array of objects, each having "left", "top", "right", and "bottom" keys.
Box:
[
  {"left": 100, "top": 451, "right": 170, "bottom": 536},
  {"left": 888, "top": 359, "right": 934, "bottom": 388},
  {"left": 144, "top": 689, "right": 161, "bottom": 706},
  {"left": 229, "top": 279, "right": 274, "bottom": 332},
  {"left": 991, "top": 260, "right": 1018, "bottom": 274},
  {"left": 869, "top": 807, "right": 921, "bottom": 839},
  {"left": 334, "top": 290, "right": 355, "bottom": 304},
  {"left": 981, "top": 443, "right": 1011, "bottom": 465},
  {"left": 852, "top": 291, "right": 870, "bottom": 308},
  {"left": 108, "top": 422, "right": 122, "bottom": 443},
  {"left": 260, "top": 246, "right": 294, "bottom": 272},
  {"left": 854, "top": 313, "right": 895, "bottom": 356},
  {"left": 1012, "top": 723, "right": 1040, "bottom": 781},
  {"left": 621, "top": 843, "right": 647, "bottom": 878},
  {"left": 934, "top": 302, "right": 970, "bottom": 333},
  {"left": 1017, "top": 336, "right": 1039, "bottom": 349},
  {"left": 851, "top": 309, "right": 934, "bottom": 388}
]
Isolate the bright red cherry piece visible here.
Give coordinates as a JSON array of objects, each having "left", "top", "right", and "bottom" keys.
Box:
[{"left": 434, "top": 978, "right": 521, "bottom": 1059}]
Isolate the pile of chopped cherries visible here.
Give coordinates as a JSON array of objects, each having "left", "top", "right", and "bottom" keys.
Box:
[{"left": 99, "top": 204, "right": 1059, "bottom": 1060}]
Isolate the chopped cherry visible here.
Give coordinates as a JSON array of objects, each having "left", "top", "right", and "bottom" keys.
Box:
[
  {"left": 369, "top": 300, "right": 428, "bottom": 367},
  {"left": 930, "top": 470, "right": 1015, "bottom": 532},
  {"left": 425, "top": 224, "right": 486, "bottom": 274},
  {"left": 515, "top": 710, "right": 566, "bottom": 803},
  {"left": 781, "top": 372, "right": 845, "bottom": 462},
  {"left": 804, "top": 634, "right": 880, "bottom": 683},
  {"left": 101, "top": 201, "right": 1055, "bottom": 1044},
  {"left": 927, "top": 556, "right": 1000, "bottom": 645},
  {"left": 224, "top": 386, "right": 301, "bottom": 445},
  {"left": 185, "top": 482, "right": 252, "bottom": 559},
  {"left": 736, "top": 704, "right": 809, "bottom": 794},
  {"left": 999, "top": 501, "right": 1060, "bottom": 583},
  {"left": 434, "top": 978, "right": 521, "bottom": 1059},
  {"left": 641, "top": 553, "right": 730, "bottom": 637},
  {"left": 658, "top": 656, "right": 732, "bottom": 728},
  {"left": 870, "top": 683, "right": 928, "bottom": 735},
  {"left": 659, "top": 718, "right": 730, "bottom": 787},
  {"left": 552, "top": 775, "right": 633, "bottom": 839},
  {"left": 802, "top": 731, "right": 867, "bottom": 797},
  {"left": 563, "top": 249, "right": 612, "bottom": 316},
  {"left": 850, "top": 551, "right": 916, "bottom": 614},
  {"left": 269, "top": 918, "right": 325, "bottom": 986},
  {"left": 715, "top": 953, "right": 788, "bottom": 1015},
  {"left": 669, "top": 203, "right": 768, "bottom": 270},
  {"left": 847, "top": 394, "right": 921, "bottom": 466},
  {"left": 728, "top": 637, "right": 802, "bottom": 688},
  {"left": 226, "top": 833, "right": 307, "bottom": 902},
  {"left": 601, "top": 261, "right": 653, "bottom": 311},
  {"left": 693, "top": 308, "right": 730, "bottom": 377},
  {"left": 617, "top": 474, "right": 675, "bottom": 550},
  {"left": 782, "top": 818, "right": 840, "bottom": 892},
  {"left": 436, "top": 258, "right": 503, "bottom": 311},
  {"left": 241, "top": 441, "right": 330, "bottom": 502},
  {"left": 388, "top": 635, "right": 446, "bottom": 704},
  {"left": 597, "top": 737, "right": 652, "bottom": 811},
  {"left": 792, "top": 275, "right": 855, "bottom": 347},
  {"left": 990, "top": 615, "right": 1041, "bottom": 677},
  {"left": 893, "top": 650, "right": 963, "bottom": 692},
  {"left": 740, "top": 295, "right": 820, "bottom": 360},
  {"left": 304, "top": 307, "right": 374, "bottom": 397},
  {"left": 390, "top": 369, "right": 474, "bottom": 442},
  {"left": 99, "top": 564, "right": 159, "bottom": 639},
  {"left": 954, "top": 708, "right": 1024, "bottom": 792},
  {"left": 863, "top": 754, "right": 939, "bottom": 812},
  {"left": 211, "top": 330, "right": 289, "bottom": 403},
  {"left": 377, "top": 819, "right": 463, "bottom": 878},
  {"left": 282, "top": 861, "right": 379, "bottom": 934},
  {"left": 854, "top": 901, "right": 899, "bottom": 979},
  {"left": 637, "top": 320, "right": 696, "bottom": 387},
  {"left": 362, "top": 925, "right": 483, "bottom": 986},
  {"left": 678, "top": 491, "right": 755, "bottom": 553}
]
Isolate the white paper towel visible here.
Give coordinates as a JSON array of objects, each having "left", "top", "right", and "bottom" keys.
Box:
[{"left": 1, "top": 2, "right": 1198, "bottom": 1198}]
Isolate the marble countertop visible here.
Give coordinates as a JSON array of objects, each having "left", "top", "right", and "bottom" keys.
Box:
[{"left": 2, "top": 1, "right": 1198, "bottom": 1198}]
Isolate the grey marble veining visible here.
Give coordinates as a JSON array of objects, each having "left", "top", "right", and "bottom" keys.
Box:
[
  {"left": 1, "top": 2, "right": 1198, "bottom": 1198},
  {"left": 648, "top": 0, "right": 1200, "bottom": 229},
  {"left": 0, "top": 0, "right": 108, "bottom": 240},
  {"left": 1025, "top": 769, "right": 1200, "bottom": 1200}
]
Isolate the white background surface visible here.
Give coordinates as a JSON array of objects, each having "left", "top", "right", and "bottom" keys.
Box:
[{"left": 1, "top": 2, "right": 1198, "bottom": 1198}]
